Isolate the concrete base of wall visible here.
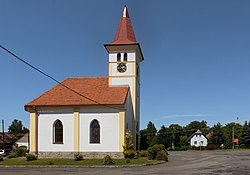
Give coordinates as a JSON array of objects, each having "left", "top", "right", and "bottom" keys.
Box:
[{"left": 38, "top": 152, "right": 124, "bottom": 159}]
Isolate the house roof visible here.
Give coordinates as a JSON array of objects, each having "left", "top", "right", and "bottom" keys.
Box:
[
  {"left": 188, "top": 129, "right": 208, "bottom": 140},
  {"left": 112, "top": 6, "right": 137, "bottom": 45},
  {"left": 0, "top": 133, "right": 17, "bottom": 144},
  {"left": 206, "top": 133, "right": 212, "bottom": 140},
  {"left": 16, "top": 133, "right": 29, "bottom": 143},
  {"left": 25, "top": 76, "right": 129, "bottom": 110}
]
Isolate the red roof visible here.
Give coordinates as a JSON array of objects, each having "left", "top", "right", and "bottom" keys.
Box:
[
  {"left": 112, "top": 6, "right": 137, "bottom": 44},
  {"left": 25, "top": 77, "right": 128, "bottom": 109}
]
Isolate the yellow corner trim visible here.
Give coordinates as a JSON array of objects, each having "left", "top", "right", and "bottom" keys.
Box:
[
  {"left": 74, "top": 111, "right": 79, "bottom": 152},
  {"left": 29, "top": 112, "right": 38, "bottom": 153},
  {"left": 109, "top": 63, "right": 112, "bottom": 86}
]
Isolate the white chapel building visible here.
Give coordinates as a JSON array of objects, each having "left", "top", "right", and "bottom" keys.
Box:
[
  {"left": 188, "top": 129, "right": 208, "bottom": 147},
  {"left": 24, "top": 6, "right": 144, "bottom": 158}
]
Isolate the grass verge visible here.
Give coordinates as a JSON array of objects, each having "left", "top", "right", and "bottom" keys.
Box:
[{"left": 0, "top": 157, "right": 161, "bottom": 166}]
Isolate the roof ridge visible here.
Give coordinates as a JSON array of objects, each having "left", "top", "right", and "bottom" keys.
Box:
[{"left": 66, "top": 76, "right": 108, "bottom": 79}]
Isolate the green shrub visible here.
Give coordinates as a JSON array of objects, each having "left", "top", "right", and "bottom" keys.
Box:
[
  {"left": 147, "top": 144, "right": 168, "bottom": 160},
  {"left": 0, "top": 155, "right": 3, "bottom": 161},
  {"left": 19, "top": 145, "right": 27, "bottom": 150},
  {"left": 147, "top": 146, "right": 158, "bottom": 160},
  {"left": 207, "top": 144, "right": 216, "bottom": 150},
  {"left": 168, "top": 147, "right": 174, "bottom": 151},
  {"left": 125, "top": 159, "right": 131, "bottom": 163},
  {"left": 190, "top": 146, "right": 197, "bottom": 150},
  {"left": 74, "top": 153, "right": 83, "bottom": 161},
  {"left": 180, "top": 146, "right": 189, "bottom": 151},
  {"left": 103, "top": 155, "right": 114, "bottom": 165},
  {"left": 239, "top": 144, "right": 246, "bottom": 149},
  {"left": 15, "top": 147, "right": 26, "bottom": 157},
  {"left": 7, "top": 153, "right": 17, "bottom": 158},
  {"left": 134, "top": 154, "right": 139, "bottom": 159},
  {"left": 123, "top": 150, "right": 136, "bottom": 159},
  {"left": 156, "top": 150, "right": 168, "bottom": 162},
  {"left": 174, "top": 147, "right": 180, "bottom": 151},
  {"left": 138, "top": 150, "right": 148, "bottom": 157},
  {"left": 26, "top": 154, "right": 37, "bottom": 161},
  {"left": 123, "top": 131, "right": 136, "bottom": 159},
  {"left": 48, "top": 161, "right": 54, "bottom": 165}
]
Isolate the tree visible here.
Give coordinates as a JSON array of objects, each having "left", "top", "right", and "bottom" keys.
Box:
[
  {"left": 211, "top": 123, "right": 225, "bottom": 148},
  {"left": 8, "top": 119, "right": 29, "bottom": 138},
  {"left": 169, "top": 124, "right": 183, "bottom": 148},
  {"left": 157, "top": 125, "right": 171, "bottom": 148},
  {"left": 140, "top": 129, "right": 148, "bottom": 150},
  {"left": 223, "top": 122, "right": 242, "bottom": 149},
  {"left": 179, "top": 136, "right": 189, "bottom": 146},
  {"left": 145, "top": 121, "right": 157, "bottom": 147},
  {"left": 185, "top": 120, "right": 210, "bottom": 137},
  {"left": 241, "top": 121, "right": 250, "bottom": 148}
]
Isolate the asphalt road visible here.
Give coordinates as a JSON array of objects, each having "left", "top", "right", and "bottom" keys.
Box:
[{"left": 0, "top": 150, "right": 250, "bottom": 175}]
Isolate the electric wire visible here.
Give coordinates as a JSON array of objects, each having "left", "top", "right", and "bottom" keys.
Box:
[{"left": 0, "top": 44, "right": 121, "bottom": 110}]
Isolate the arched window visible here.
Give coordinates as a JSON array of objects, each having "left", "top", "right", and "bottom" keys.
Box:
[
  {"left": 53, "top": 120, "right": 63, "bottom": 144},
  {"left": 90, "top": 119, "right": 100, "bottom": 144},
  {"left": 124, "top": 52, "right": 128, "bottom": 61},
  {"left": 117, "top": 53, "right": 121, "bottom": 62}
]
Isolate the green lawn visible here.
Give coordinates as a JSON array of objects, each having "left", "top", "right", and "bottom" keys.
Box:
[{"left": 0, "top": 157, "right": 161, "bottom": 166}]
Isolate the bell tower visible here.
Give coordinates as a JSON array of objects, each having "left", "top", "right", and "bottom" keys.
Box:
[{"left": 104, "top": 6, "right": 144, "bottom": 149}]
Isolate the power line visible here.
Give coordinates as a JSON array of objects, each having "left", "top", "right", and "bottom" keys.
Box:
[
  {"left": 152, "top": 127, "right": 211, "bottom": 134},
  {"left": 0, "top": 44, "right": 120, "bottom": 110}
]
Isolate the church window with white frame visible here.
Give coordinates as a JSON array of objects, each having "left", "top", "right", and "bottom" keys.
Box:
[
  {"left": 90, "top": 119, "right": 100, "bottom": 144},
  {"left": 53, "top": 119, "right": 63, "bottom": 144}
]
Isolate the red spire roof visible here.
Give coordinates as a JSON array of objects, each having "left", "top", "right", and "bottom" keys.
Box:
[{"left": 112, "top": 6, "right": 137, "bottom": 44}]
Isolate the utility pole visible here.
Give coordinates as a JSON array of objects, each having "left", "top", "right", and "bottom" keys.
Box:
[
  {"left": 2, "top": 120, "right": 4, "bottom": 150},
  {"left": 172, "top": 133, "right": 175, "bottom": 149},
  {"left": 232, "top": 126, "right": 234, "bottom": 149}
]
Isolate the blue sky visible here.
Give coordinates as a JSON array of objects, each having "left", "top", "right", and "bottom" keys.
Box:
[{"left": 0, "top": 0, "right": 250, "bottom": 130}]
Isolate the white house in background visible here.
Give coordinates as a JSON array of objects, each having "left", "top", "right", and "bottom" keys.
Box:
[
  {"left": 189, "top": 129, "right": 208, "bottom": 147},
  {"left": 16, "top": 133, "right": 29, "bottom": 148},
  {"left": 24, "top": 6, "right": 144, "bottom": 158}
]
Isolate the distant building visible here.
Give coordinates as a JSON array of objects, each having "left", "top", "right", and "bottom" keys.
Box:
[
  {"left": 188, "top": 129, "right": 208, "bottom": 147},
  {"left": 16, "top": 133, "right": 29, "bottom": 148},
  {"left": 0, "top": 133, "right": 16, "bottom": 150}
]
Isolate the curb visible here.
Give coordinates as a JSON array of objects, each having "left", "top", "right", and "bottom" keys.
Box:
[{"left": 0, "top": 161, "right": 166, "bottom": 168}]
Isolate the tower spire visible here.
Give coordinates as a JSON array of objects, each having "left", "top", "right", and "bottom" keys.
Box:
[{"left": 112, "top": 6, "right": 137, "bottom": 44}]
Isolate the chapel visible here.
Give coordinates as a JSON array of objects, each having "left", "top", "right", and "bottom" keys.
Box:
[{"left": 25, "top": 6, "right": 144, "bottom": 158}]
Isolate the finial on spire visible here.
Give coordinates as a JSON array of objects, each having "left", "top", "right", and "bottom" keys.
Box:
[
  {"left": 122, "top": 5, "right": 129, "bottom": 18},
  {"left": 123, "top": 6, "right": 127, "bottom": 17}
]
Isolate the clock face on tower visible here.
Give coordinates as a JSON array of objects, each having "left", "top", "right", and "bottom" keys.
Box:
[{"left": 117, "top": 63, "right": 127, "bottom": 73}]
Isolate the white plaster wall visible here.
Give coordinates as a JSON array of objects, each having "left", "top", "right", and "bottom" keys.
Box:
[
  {"left": 109, "top": 51, "right": 136, "bottom": 62},
  {"left": 190, "top": 135, "right": 208, "bottom": 147},
  {"left": 125, "top": 92, "right": 133, "bottom": 132},
  {"left": 110, "top": 62, "right": 134, "bottom": 76},
  {"left": 38, "top": 109, "right": 74, "bottom": 152},
  {"left": 79, "top": 109, "right": 120, "bottom": 152},
  {"left": 111, "top": 77, "right": 133, "bottom": 87}
]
